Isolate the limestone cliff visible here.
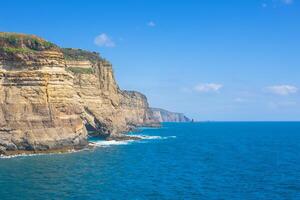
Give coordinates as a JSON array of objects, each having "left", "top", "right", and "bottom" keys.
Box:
[
  {"left": 120, "top": 91, "right": 159, "bottom": 128},
  {"left": 63, "top": 48, "right": 128, "bottom": 136},
  {"left": 62, "top": 48, "right": 160, "bottom": 136},
  {"left": 150, "top": 108, "right": 191, "bottom": 122},
  {"left": 0, "top": 33, "right": 158, "bottom": 155},
  {"left": 0, "top": 33, "right": 87, "bottom": 154}
]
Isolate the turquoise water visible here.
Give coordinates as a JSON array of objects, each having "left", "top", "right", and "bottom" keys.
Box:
[{"left": 1, "top": 122, "right": 300, "bottom": 199}]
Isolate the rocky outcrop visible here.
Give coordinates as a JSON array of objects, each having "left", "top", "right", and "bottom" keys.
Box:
[
  {"left": 0, "top": 32, "right": 159, "bottom": 155},
  {"left": 0, "top": 33, "right": 87, "bottom": 154},
  {"left": 120, "top": 91, "right": 160, "bottom": 128},
  {"left": 63, "top": 49, "right": 161, "bottom": 136},
  {"left": 64, "top": 49, "right": 128, "bottom": 136},
  {"left": 0, "top": 33, "right": 65, "bottom": 69},
  {"left": 150, "top": 108, "right": 191, "bottom": 122}
]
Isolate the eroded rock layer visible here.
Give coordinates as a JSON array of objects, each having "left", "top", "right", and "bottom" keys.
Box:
[
  {"left": 65, "top": 55, "right": 128, "bottom": 136},
  {"left": 120, "top": 91, "right": 160, "bottom": 127},
  {"left": 0, "top": 33, "right": 87, "bottom": 154},
  {"left": 63, "top": 48, "right": 160, "bottom": 136}
]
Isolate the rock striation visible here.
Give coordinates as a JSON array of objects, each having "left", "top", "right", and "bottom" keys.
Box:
[
  {"left": 63, "top": 48, "right": 127, "bottom": 137},
  {"left": 150, "top": 108, "right": 191, "bottom": 122},
  {"left": 0, "top": 33, "right": 87, "bottom": 154},
  {"left": 120, "top": 91, "right": 160, "bottom": 128},
  {"left": 0, "top": 33, "right": 159, "bottom": 155}
]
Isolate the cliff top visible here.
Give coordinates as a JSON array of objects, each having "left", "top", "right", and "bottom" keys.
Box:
[
  {"left": 0, "top": 32, "right": 58, "bottom": 52},
  {"left": 62, "top": 48, "right": 101, "bottom": 63},
  {"left": 123, "top": 90, "right": 147, "bottom": 98},
  {"left": 0, "top": 32, "right": 111, "bottom": 69}
]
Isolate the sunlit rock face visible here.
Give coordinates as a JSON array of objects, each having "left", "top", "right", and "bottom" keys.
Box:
[
  {"left": 64, "top": 50, "right": 127, "bottom": 137},
  {"left": 120, "top": 91, "right": 160, "bottom": 127},
  {"left": 63, "top": 48, "right": 160, "bottom": 137},
  {"left": 0, "top": 33, "right": 87, "bottom": 154}
]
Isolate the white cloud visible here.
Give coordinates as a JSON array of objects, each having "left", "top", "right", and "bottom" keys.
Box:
[
  {"left": 94, "top": 33, "right": 115, "bottom": 47},
  {"left": 194, "top": 83, "right": 223, "bottom": 93},
  {"left": 266, "top": 85, "right": 298, "bottom": 96},
  {"left": 147, "top": 21, "right": 156, "bottom": 27}
]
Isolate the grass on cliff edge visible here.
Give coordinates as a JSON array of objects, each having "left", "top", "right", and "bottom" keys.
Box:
[
  {"left": 0, "top": 47, "right": 34, "bottom": 54},
  {"left": 0, "top": 32, "right": 57, "bottom": 51},
  {"left": 66, "top": 67, "right": 94, "bottom": 74},
  {"left": 62, "top": 48, "right": 101, "bottom": 62}
]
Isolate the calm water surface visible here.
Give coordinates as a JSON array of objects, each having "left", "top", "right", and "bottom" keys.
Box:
[{"left": 1, "top": 122, "right": 300, "bottom": 199}]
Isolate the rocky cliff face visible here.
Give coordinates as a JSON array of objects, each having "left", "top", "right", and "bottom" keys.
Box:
[
  {"left": 0, "top": 33, "right": 87, "bottom": 154},
  {"left": 63, "top": 48, "right": 128, "bottom": 136},
  {"left": 0, "top": 32, "right": 158, "bottom": 155},
  {"left": 120, "top": 91, "right": 159, "bottom": 128},
  {"left": 150, "top": 108, "right": 191, "bottom": 122},
  {"left": 63, "top": 48, "right": 161, "bottom": 135}
]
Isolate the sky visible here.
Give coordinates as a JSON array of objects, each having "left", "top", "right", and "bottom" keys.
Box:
[{"left": 1, "top": 0, "right": 300, "bottom": 121}]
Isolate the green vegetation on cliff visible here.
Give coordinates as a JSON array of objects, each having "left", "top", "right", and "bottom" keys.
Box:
[
  {"left": 62, "top": 48, "right": 101, "bottom": 63},
  {"left": 0, "top": 47, "right": 34, "bottom": 54},
  {"left": 0, "top": 32, "right": 57, "bottom": 51},
  {"left": 66, "top": 67, "right": 94, "bottom": 74}
]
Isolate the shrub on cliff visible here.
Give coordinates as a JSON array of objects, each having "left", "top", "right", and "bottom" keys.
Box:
[
  {"left": 0, "top": 32, "right": 57, "bottom": 51},
  {"left": 62, "top": 48, "right": 101, "bottom": 63},
  {"left": 66, "top": 67, "right": 94, "bottom": 74}
]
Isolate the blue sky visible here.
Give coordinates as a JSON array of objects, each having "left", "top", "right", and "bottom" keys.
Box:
[{"left": 1, "top": 0, "right": 300, "bottom": 121}]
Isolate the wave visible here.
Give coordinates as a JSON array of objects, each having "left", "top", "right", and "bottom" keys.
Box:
[
  {"left": 130, "top": 135, "right": 177, "bottom": 140},
  {"left": 0, "top": 149, "right": 84, "bottom": 159},
  {"left": 89, "top": 140, "right": 134, "bottom": 147},
  {"left": 1, "top": 135, "right": 176, "bottom": 159},
  {"left": 89, "top": 135, "right": 176, "bottom": 147}
]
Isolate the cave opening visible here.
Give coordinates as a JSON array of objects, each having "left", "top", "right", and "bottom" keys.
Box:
[{"left": 84, "top": 122, "right": 107, "bottom": 140}]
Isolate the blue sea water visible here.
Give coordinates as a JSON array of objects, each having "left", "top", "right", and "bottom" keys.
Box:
[{"left": 1, "top": 122, "right": 300, "bottom": 199}]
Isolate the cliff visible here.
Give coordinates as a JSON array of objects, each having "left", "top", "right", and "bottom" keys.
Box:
[
  {"left": 63, "top": 48, "right": 127, "bottom": 137},
  {"left": 120, "top": 91, "right": 160, "bottom": 128},
  {"left": 0, "top": 32, "right": 158, "bottom": 155},
  {"left": 63, "top": 48, "right": 160, "bottom": 136},
  {"left": 0, "top": 33, "right": 87, "bottom": 154},
  {"left": 150, "top": 108, "right": 191, "bottom": 122}
]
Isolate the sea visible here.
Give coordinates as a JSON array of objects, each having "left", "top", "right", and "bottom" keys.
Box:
[{"left": 1, "top": 122, "right": 300, "bottom": 200}]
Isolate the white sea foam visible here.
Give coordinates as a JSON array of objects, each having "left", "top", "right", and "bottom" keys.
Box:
[
  {"left": 89, "top": 140, "right": 134, "bottom": 147},
  {"left": 130, "top": 135, "right": 177, "bottom": 140},
  {"left": 0, "top": 149, "right": 83, "bottom": 159},
  {"left": 1, "top": 135, "right": 176, "bottom": 159},
  {"left": 89, "top": 135, "right": 176, "bottom": 148}
]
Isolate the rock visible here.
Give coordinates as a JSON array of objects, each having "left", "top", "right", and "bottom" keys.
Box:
[
  {"left": 0, "top": 33, "right": 88, "bottom": 154},
  {"left": 63, "top": 48, "right": 161, "bottom": 137},
  {"left": 106, "top": 134, "right": 141, "bottom": 141},
  {"left": 120, "top": 91, "right": 160, "bottom": 127}
]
